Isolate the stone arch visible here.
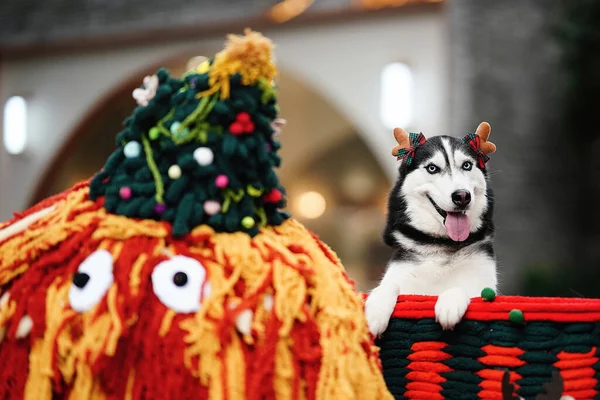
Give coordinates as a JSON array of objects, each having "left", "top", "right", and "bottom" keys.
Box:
[{"left": 28, "top": 50, "right": 388, "bottom": 208}]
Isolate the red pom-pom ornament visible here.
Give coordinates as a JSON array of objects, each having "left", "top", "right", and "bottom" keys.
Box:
[
  {"left": 229, "top": 122, "right": 244, "bottom": 135},
  {"left": 264, "top": 189, "right": 283, "bottom": 203}
]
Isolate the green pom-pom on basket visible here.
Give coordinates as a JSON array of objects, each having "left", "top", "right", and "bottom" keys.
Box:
[
  {"left": 481, "top": 287, "right": 496, "bottom": 301},
  {"left": 509, "top": 309, "right": 524, "bottom": 324}
]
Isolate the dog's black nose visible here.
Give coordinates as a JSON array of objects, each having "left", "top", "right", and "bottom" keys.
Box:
[{"left": 452, "top": 190, "right": 471, "bottom": 207}]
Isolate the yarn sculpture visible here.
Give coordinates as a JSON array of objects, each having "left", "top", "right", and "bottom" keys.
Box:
[
  {"left": 374, "top": 292, "right": 600, "bottom": 400},
  {"left": 0, "top": 30, "right": 393, "bottom": 400}
]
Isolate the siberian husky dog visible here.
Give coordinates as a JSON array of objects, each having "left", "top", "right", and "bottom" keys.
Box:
[{"left": 365, "top": 122, "right": 498, "bottom": 336}]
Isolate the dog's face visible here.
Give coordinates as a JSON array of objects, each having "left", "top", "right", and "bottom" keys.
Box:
[{"left": 385, "top": 135, "right": 494, "bottom": 245}]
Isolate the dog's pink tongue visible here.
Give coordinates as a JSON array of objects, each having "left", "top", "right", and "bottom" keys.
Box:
[{"left": 445, "top": 212, "right": 470, "bottom": 242}]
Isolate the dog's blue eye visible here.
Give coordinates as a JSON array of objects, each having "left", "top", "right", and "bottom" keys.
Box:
[
  {"left": 426, "top": 164, "right": 439, "bottom": 174},
  {"left": 462, "top": 161, "right": 473, "bottom": 171}
]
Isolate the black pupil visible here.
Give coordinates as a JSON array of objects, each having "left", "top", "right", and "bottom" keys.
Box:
[
  {"left": 464, "top": 162, "right": 471, "bottom": 169},
  {"left": 73, "top": 272, "right": 90, "bottom": 289},
  {"left": 429, "top": 165, "right": 436, "bottom": 171},
  {"left": 173, "top": 272, "right": 188, "bottom": 287}
]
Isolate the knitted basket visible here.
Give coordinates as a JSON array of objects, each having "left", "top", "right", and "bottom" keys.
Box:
[{"left": 374, "top": 295, "right": 600, "bottom": 400}]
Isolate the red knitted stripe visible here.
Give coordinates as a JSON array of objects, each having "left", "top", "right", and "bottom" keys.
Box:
[
  {"left": 390, "top": 310, "right": 600, "bottom": 323},
  {"left": 476, "top": 370, "right": 522, "bottom": 382},
  {"left": 480, "top": 345, "right": 524, "bottom": 357},
  {"left": 359, "top": 294, "right": 600, "bottom": 323},
  {"left": 477, "top": 347, "right": 522, "bottom": 398},
  {"left": 478, "top": 355, "right": 526, "bottom": 368},
  {"left": 561, "top": 389, "right": 598, "bottom": 399},
  {"left": 560, "top": 368, "right": 596, "bottom": 379},
  {"left": 405, "top": 371, "right": 445, "bottom": 384},
  {"left": 407, "top": 350, "right": 451, "bottom": 362},
  {"left": 381, "top": 294, "right": 600, "bottom": 306},
  {"left": 552, "top": 348, "right": 600, "bottom": 400},
  {"left": 405, "top": 342, "right": 448, "bottom": 399},
  {"left": 562, "top": 377, "right": 598, "bottom": 391},
  {"left": 557, "top": 347, "right": 597, "bottom": 360},
  {"left": 406, "top": 361, "right": 452, "bottom": 373},
  {"left": 389, "top": 296, "right": 600, "bottom": 312},
  {"left": 411, "top": 342, "right": 447, "bottom": 351},
  {"left": 555, "top": 358, "right": 598, "bottom": 369},
  {"left": 479, "top": 381, "right": 507, "bottom": 392},
  {"left": 477, "top": 390, "right": 504, "bottom": 400}
]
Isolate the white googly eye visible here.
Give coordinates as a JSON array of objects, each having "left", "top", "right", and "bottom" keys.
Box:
[
  {"left": 151, "top": 256, "right": 209, "bottom": 313},
  {"left": 68, "top": 250, "right": 114, "bottom": 312}
]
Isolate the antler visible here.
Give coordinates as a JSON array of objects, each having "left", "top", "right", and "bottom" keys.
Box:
[
  {"left": 392, "top": 127, "right": 411, "bottom": 156},
  {"left": 475, "top": 122, "right": 497, "bottom": 155}
]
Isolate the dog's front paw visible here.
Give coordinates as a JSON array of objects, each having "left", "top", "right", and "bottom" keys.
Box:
[
  {"left": 365, "top": 286, "right": 398, "bottom": 337},
  {"left": 434, "top": 287, "right": 470, "bottom": 330}
]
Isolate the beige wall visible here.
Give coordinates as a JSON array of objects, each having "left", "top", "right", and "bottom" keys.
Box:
[{"left": 0, "top": 10, "right": 448, "bottom": 219}]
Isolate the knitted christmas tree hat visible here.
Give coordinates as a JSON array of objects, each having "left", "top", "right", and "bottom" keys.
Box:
[
  {"left": 0, "top": 29, "right": 392, "bottom": 400},
  {"left": 90, "top": 29, "right": 288, "bottom": 237}
]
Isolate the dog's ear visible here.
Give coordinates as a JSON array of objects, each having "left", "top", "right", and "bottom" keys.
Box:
[
  {"left": 475, "top": 122, "right": 497, "bottom": 155},
  {"left": 392, "top": 127, "right": 411, "bottom": 156}
]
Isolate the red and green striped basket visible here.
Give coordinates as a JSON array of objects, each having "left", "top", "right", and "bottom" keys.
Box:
[{"left": 372, "top": 295, "right": 600, "bottom": 400}]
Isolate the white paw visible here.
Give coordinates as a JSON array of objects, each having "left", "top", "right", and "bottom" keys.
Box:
[
  {"left": 365, "top": 286, "right": 398, "bottom": 337},
  {"left": 434, "top": 288, "right": 470, "bottom": 330}
]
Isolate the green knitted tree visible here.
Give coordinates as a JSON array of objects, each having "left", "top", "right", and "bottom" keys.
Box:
[{"left": 89, "top": 30, "right": 289, "bottom": 236}]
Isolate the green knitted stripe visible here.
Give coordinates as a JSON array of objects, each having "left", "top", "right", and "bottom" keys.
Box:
[
  {"left": 519, "top": 351, "right": 557, "bottom": 364},
  {"left": 376, "top": 319, "right": 420, "bottom": 399},
  {"left": 379, "top": 318, "right": 600, "bottom": 400},
  {"left": 439, "top": 389, "right": 479, "bottom": 400},
  {"left": 516, "top": 364, "right": 556, "bottom": 377},
  {"left": 442, "top": 371, "right": 482, "bottom": 384},
  {"left": 444, "top": 357, "right": 485, "bottom": 371},
  {"left": 444, "top": 344, "right": 485, "bottom": 359}
]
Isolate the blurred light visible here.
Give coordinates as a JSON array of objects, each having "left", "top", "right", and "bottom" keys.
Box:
[
  {"left": 296, "top": 191, "right": 326, "bottom": 219},
  {"left": 380, "top": 62, "right": 413, "bottom": 130},
  {"left": 341, "top": 168, "right": 376, "bottom": 202},
  {"left": 3, "top": 96, "right": 27, "bottom": 155},
  {"left": 267, "top": 0, "right": 314, "bottom": 23}
]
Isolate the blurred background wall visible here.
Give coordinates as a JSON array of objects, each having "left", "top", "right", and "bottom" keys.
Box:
[{"left": 0, "top": 0, "right": 598, "bottom": 296}]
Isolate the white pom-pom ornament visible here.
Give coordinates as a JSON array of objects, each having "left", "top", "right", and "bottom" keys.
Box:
[
  {"left": 194, "top": 147, "right": 214, "bottom": 166},
  {"left": 168, "top": 165, "right": 182, "bottom": 179},
  {"left": 123, "top": 141, "right": 141, "bottom": 158}
]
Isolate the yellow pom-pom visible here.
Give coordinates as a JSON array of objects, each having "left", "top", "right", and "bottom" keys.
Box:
[
  {"left": 241, "top": 216, "right": 255, "bottom": 229},
  {"left": 195, "top": 60, "right": 210, "bottom": 74}
]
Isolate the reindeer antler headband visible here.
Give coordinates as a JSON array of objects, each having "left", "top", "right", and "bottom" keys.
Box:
[{"left": 391, "top": 122, "right": 497, "bottom": 168}]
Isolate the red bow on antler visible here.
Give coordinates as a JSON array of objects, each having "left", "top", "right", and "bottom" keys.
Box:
[
  {"left": 462, "top": 122, "right": 497, "bottom": 169},
  {"left": 391, "top": 128, "right": 427, "bottom": 166}
]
